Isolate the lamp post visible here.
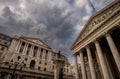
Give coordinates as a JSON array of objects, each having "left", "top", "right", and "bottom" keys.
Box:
[
  {"left": 0, "top": 56, "right": 25, "bottom": 79},
  {"left": 7, "top": 56, "right": 26, "bottom": 79}
]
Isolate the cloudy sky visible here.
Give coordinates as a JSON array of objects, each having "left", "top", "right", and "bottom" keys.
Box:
[{"left": 0, "top": 0, "right": 114, "bottom": 64}]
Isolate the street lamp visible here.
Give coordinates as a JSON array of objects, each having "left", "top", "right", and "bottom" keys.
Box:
[
  {"left": 7, "top": 56, "right": 26, "bottom": 79},
  {"left": 0, "top": 56, "right": 26, "bottom": 79}
]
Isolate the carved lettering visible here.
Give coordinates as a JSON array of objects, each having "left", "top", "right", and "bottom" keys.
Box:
[{"left": 78, "top": 2, "right": 120, "bottom": 43}]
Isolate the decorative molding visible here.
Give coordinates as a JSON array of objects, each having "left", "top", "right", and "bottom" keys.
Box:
[{"left": 76, "top": 2, "right": 120, "bottom": 45}]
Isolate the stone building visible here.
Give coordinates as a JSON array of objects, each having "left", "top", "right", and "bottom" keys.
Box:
[
  {"left": 71, "top": 63, "right": 81, "bottom": 79},
  {"left": 0, "top": 34, "right": 73, "bottom": 79},
  {"left": 71, "top": 0, "right": 120, "bottom": 79},
  {"left": 0, "top": 33, "right": 12, "bottom": 62}
]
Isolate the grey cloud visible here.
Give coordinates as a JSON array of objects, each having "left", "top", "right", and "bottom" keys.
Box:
[{"left": 0, "top": 0, "right": 114, "bottom": 63}]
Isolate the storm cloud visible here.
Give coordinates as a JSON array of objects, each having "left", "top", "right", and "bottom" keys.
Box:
[{"left": 0, "top": 0, "right": 113, "bottom": 63}]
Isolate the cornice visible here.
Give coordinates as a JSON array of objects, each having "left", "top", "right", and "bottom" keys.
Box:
[{"left": 71, "top": 0, "right": 120, "bottom": 50}]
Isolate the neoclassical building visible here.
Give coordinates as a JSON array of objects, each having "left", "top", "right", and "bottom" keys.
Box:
[
  {"left": 0, "top": 34, "right": 73, "bottom": 79},
  {"left": 71, "top": 0, "right": 120, "bottom": 79},
  {"left": 0, "top": 33, "right": 12, "bottom": 62}
]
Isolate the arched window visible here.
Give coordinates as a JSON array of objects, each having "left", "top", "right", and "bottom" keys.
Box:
[{"left": 30, "top": 60, "right": 36, "bottom": 69}]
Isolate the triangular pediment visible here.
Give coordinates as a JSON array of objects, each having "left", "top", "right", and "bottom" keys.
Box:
[
  {"left": 21, "top": 37, "right": 50, "bottom": 48},
  {"left": 71, "top": 0, "right": 120, "bottom": 48}
]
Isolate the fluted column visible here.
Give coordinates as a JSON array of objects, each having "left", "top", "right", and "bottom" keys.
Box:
[
  {"left": 86, "top": 46, "right": 96, "bottom": 79},
  {"left": 54, "top": 65, "right": 59, "bottom": 79},
  {"left": 29, "top": 46, "right": 34, "bottom": 57},
  {"left": 16, "top": 40, "right": 20, "bottom": 52},
  {"left": 6, "top": 73, "right": 11, "bottom": 79},
  {"left": 48, "top": 51, "right": 52, "bottom": 60},
  {"left": 94, "top": 40, "right": 110, "bottom": 79},
  {"left": 22, "top": 43, "right": 28, "bottom": 55},
  {"left": 17, "top": 75, "right": 20, "bottom": 79},
  {"left": 42, "top": 49, "right": 46, "bottom": 59},
  {"left": 37, "top": 48, "right": 40, "bottom": 58},
  {"left": 17, "top": 41, "right": 22, "bottom": 53},
  {"left": 24, "top": 43, "right": 29, "bottom": 55},
  {"left": 79, "top": 51, "right": 87, "bottom": 79},
  {"left": 105, "top": 33, "right": 120, "bottom": 72},
  {"left": 39, "top": 48, "right": 42, "bottom": 58},
  {"left": 73, "top": 54, "right": 79, "bottom": 79}
]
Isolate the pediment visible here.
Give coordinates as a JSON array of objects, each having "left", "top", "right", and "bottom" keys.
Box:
[
  {"left": 72, "top": 0, "right": 120, "bottom": 47},
  {"left": 22, "top": 37, "right": 50, "bottom": 48}
]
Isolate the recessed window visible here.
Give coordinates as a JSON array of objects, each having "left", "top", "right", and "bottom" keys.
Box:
[
  {"left": 1, "top": 47, "right": 5, "bottom": 51},
  {"left": 39, "top": 61, "right": 41, "bottom": 64},
  {"left": 44, "top": 68, "right": 46, "bottom": 71},
  {"left": 17, "top": 56, "right": 21, "bottom": 60},
  {"left": 25, "top": 58, "right": 27, "bottom": 61},
  {"left": 4, "top": 41, "right": 7, "bottom": 44},
  {"left": 38, "top": 67, "right": 41, "bottom": 70},
  {"left": 53, "top": 65, "right": 54, "bottom": 69},
  {"left": 45, "top": 62, "right": 47, "bottom": 65},
  {"left": 11, "top": 59, "right": 13, "bottom": 62}
]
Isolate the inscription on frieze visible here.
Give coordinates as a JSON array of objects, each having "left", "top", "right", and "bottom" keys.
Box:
[{"left": 78, "top": 2, "right": 120, "bottom": 42}]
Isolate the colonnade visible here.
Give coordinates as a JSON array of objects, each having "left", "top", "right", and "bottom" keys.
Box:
[
  {"left": 15, "top": 40, "right": 51, "bottom": 60},
  {"left": 74, "top": 32, "right": 120, "bottom": 79}
]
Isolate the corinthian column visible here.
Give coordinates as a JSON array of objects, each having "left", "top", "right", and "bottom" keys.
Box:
[
  {"left": 79, "top": 51, "right": 87, "bottom": 79},
  {"left": 17, "top": 41, "right": 22, "bottom": 53},
  {"left": 73, "top": 54, "right": 79, "bottom": 79},
  {"left": 22, "top": 43, "right": 28, "bottom": 55},
  {"left": 105, "top": 33, "right": 120, "bottom": 72},
  {"left": 16, "top": 40, "right": 20, "bottom": 52},
  {"left": 94, "top": 40, "right": 110, "bottom": 79},
  {"left": 86, "top": 46, "right": 96, "bottom": 79}
]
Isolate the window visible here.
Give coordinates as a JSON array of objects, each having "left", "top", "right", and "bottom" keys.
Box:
[
  {"left": 25, "top": 58, "right": 27, "bottom": 61},
  {"left": 11, "top": 59, "right": 13, "bottom": 62},
  {"left": 39, "top": 61, "right": 41, "bottom": 64},
  {"left": 30, "top": 60, "right": 36, "bottom": 69},
  {"left": 45, "top": 62, "right": 47, "bottom": 65},
  {"left": 38, "top": 67, "right": 41, "bottom": 70},
  {"left": 1, "top": 47, "right": 4, "bottom": 51},
  {"left": 44, "top": 68, "right": 46, "bottom": 71},
  {"left": 4, "top": 41, "right": 7, "bottom": 44},
  {"left": 53, "top": 65, "right": 54, "bottom": 69}
]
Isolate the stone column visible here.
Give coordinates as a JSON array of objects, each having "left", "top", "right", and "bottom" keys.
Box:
[
  {"left": 48, "top": 51, "right": 52, "bottom": 60},
  {"left": 16, "top": 40, "right": 20, "bottom": 52},
  {"left": 17, "top": 41, "right": 22, "bottom": 53},
  {"left": 6, "top": 73, "right": 11, "bottom": 79},
  {"left": 24, "top": 43, "right": 29, "bottom": 55},
  {"left": 73, "top": 54, "right": 79, "bottom": 79},
  {"left": 22, "top": 43, "right": 28, "bottom": 55},
  {"left": 29, "top": 46, "right": 34, "bottom": 57},
  {"left": 42, "top": 49, "right": 46, "bottom": 59},
  {"left": 39, "top": 48, "right": 42, "bottom": 58},
  {"left": 94, "top": 40, "right": 110, "bottom": 79},
  {"left": 17, "top": 75, "right": 20, "bottom": 79},
  {"left": 37, "top": 48, "right": 40, "bottom": 58},
  {"left": 54, "top": 65, "right": 59, "bottom": 79},
  {"left": 105, "top": 33, "right": 120, "bottom": 72},
  {"left": 79, "top": 51, "right": 87, "bottom": 79},
  {"left": 86, "top": 46, "right": 96, "bottom": 79}
]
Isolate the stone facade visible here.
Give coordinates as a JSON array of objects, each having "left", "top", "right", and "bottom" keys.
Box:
[
  {"left": 0, "top": 33, "right": 12, "bottom": 62},
  {"left": 0, "top": 34, "right": 73, "bottom": 79},
  {"left": 71, "top": 0, "right": 120, "bottom": 79}
]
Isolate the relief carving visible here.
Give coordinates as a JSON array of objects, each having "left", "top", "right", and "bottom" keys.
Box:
[{"left": 79, "top": 2, "right": 120, "bottom": 42}]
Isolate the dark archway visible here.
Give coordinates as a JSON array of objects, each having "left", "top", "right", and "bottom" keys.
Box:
[{"left": 30, "top": 60, "right": 36, "bottom": 69}]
